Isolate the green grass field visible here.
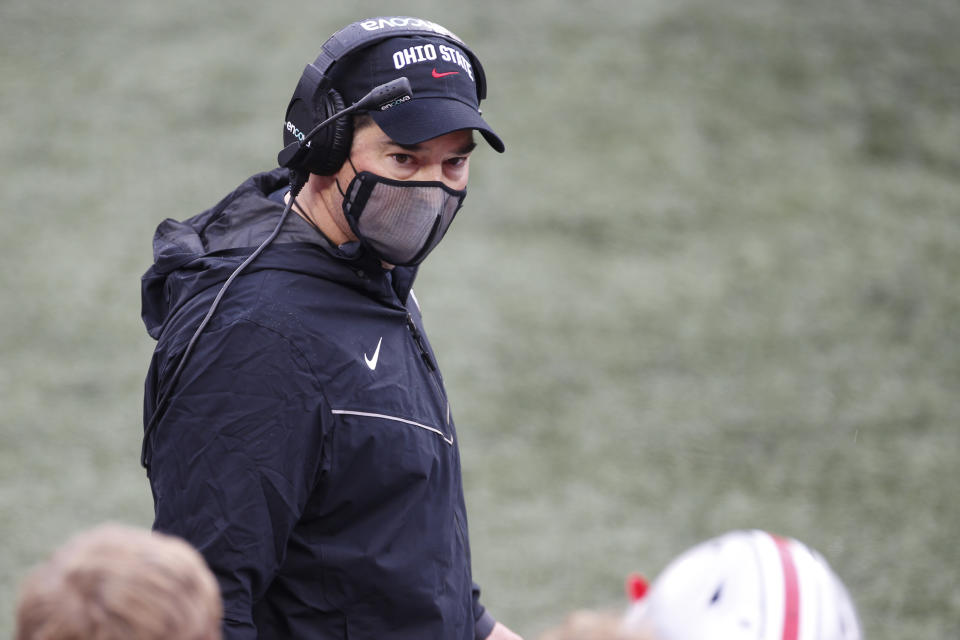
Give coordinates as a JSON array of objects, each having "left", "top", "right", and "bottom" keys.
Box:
[{"left": 2, "top": 0, "right": 959, "bottom": 636}]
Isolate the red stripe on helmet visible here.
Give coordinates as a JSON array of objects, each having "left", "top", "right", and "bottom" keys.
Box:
[{"left": 772, "top": 535, "right": 800, "bottom": 640}]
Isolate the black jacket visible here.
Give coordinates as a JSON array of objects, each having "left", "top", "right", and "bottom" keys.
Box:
[{"left": 141, "top": 168, "right": 494, "bottom": 639}]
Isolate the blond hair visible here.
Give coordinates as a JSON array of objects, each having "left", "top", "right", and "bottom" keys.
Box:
[{"left": 15, "top": 523, "right": 222, "bottom": 640}]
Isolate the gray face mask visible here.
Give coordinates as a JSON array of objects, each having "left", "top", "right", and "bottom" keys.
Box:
[{"left": 340, "top": 171, "right": 467, "bottom": 266}]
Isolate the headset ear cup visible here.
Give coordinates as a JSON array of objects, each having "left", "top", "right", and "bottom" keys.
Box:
[{"left": 302, "top": 89, "right": 353, "bottom": 176}]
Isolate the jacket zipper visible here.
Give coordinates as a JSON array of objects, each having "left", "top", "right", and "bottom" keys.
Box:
[
  {"left": 406, "top": 313, "right": 453, "bottom": 429},
  {"left": 406, "top": 313, "right": 436, "bottom": 372}
]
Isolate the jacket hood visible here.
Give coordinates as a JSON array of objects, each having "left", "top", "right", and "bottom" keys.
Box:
[{"left": 141, "top": 168, "right": 415, "bottom": 340}]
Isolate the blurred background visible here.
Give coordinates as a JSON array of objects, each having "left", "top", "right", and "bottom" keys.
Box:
[{"left": 2, "top": 0, "right": 958, "bottom": 636}]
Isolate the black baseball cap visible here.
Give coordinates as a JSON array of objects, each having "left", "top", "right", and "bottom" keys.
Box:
[{"left": 332, "top": 35, "right": 505, "bottom": 153}]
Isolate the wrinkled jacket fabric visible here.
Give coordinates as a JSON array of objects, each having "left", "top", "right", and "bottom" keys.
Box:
[{"left": 140, "top": 168, "right": 493, "bottom": 640}]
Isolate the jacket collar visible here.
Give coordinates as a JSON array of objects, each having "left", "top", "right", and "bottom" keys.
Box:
[{"left": 141, "top": 169, "right": 418, "bottom": 340}]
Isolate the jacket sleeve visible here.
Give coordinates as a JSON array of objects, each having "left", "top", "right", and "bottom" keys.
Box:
[
  {"left": 146, "top": 318, "right": 328, "bottom": 638},
  {"left": 473, "top": 581, "right": 496, "bottom": 639}
]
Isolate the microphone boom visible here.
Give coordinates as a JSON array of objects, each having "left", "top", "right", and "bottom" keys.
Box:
[{"left": 278, "top": 77, "right": 413, "bottom": 169}]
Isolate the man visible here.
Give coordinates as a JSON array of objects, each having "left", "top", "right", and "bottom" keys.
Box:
[
  {"left": 15, "top": 523, "right": 222, "bottom": 640},
  {"left": 140, "top": 16, "right": 521, "bottom": 640},
  {"left": 539, "top": 529, "right": 863, "bottom": 640}
]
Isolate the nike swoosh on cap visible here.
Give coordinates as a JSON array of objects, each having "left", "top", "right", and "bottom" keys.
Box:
[{"left": 431, "top": 69, "right": 459, "bottom": 78}]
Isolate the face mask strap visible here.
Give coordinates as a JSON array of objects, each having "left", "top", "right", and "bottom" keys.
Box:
[{"left": 335, "top": 156, "right": 360, "bottom": 199}]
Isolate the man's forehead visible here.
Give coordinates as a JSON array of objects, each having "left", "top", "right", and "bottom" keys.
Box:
[{"left": 365, "top": 126, "right": 476, "bottom": 152}]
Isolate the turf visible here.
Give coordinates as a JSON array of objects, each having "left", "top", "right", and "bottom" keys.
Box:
[{"left": 2, "top": 0, "right": 958, "bottom": 636}]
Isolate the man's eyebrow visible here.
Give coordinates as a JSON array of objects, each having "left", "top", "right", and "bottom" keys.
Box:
[
  {"left": 381, "top": 139, "right": 478, "bottom": 154},
  {"left": 389, "top": 141, "right": 423, "bottom": 152},
  {"left": 457, "top": 141, "right": 478, "bottom": 155}
]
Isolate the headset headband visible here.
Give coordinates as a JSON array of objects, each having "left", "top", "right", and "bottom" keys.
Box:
[{"left": 309, "top": 16, "right": 487, "bottom": 101}]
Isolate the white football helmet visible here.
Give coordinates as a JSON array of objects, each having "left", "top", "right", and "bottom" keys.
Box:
[{"left": 622, "top": 530, "right": 862, "bottom": 640}]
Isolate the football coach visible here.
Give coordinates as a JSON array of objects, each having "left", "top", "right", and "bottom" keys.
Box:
[{"left": 140, "top": 15, "right": 522, "bottom": 640}]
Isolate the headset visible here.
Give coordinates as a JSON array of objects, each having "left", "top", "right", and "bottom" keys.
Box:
[
  {"left": 141, "top": 17, "right": 487, "bottom": 469},
  {"left": 278, "top": 16, "right": 489, "bottom": 178}
]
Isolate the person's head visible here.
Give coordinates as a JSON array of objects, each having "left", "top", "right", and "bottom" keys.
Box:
[
  {"left": 279, "top": 16, "right": 504, "bottom": 266},
  {"left": 539, "top": 530, "right": 862, "bottom": 640},
  {"left": 15, "top": 523, "right": 222, "bottom": 640},
  {"left": 624, "top": 530, "right": 862, "bottom": 640}
]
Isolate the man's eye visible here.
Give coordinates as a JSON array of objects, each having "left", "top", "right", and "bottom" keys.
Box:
[
  {"left": 446, "top": 157, "right": 467, "bottom": 167},
  {"left": 391, "top": 154, "right": 412, "bottom": 164}
]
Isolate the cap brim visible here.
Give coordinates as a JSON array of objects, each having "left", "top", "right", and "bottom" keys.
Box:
[{"left": 370, "top": 97, "right": 505, "bottom": 153}]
